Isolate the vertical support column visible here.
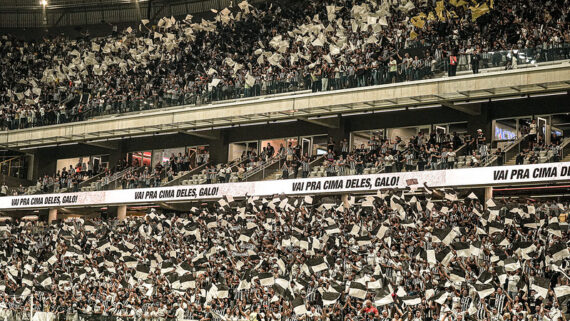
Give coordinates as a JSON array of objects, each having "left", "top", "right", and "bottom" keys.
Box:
[
  {"left": 491, "top": 119, "right": 496, "bottom": 148},
  {"left": 326, "top": 118, "right": 350, "bottom": 153},
  {"left": 209, "top": 130, "right": 228, "bottom": 164},
  {"left": 341, "top": 194, "right": 350, "bottom": 209},
  {"left": 27, "top": 154, "right": 35, "bottom": 181},
  {"left": 484, "top": 187, "right": 493, "bottom": 207},
  {"left": 545, "top": 115, "right": 551, "bottom": 145},
  {"left": 48, "top": 208, "right": 57, "bottom": 224},
  {"left": 117, "top": 205, "right": 127, "bottom": 221},
  {"left": 108, "top": 141, "right": 126, "bottom": 169}
]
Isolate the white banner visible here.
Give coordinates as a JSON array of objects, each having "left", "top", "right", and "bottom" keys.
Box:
[{"left": 1, "top": 162, "right": 570, "bottom": 210}]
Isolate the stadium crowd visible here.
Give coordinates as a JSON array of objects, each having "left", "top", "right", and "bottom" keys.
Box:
[
  {"left": 0, "top": 189, "right": 569, "bottom": 321},
  {"left": 279, "top": 130, "right": 502, "bottom": 179},
  {"left": 0, "top": 0, "right": 569, "bottom": 130}
]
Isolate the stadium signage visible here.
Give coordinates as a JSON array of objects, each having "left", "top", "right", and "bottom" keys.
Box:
[{"left": 2, "top": 162, "right": 570, "bottom": 210}]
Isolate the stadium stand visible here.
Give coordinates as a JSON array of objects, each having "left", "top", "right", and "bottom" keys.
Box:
[
  {"left": 0, "top": 0, "right": 568, "bottom": 130},
  {"left": 0, "top": 0, "right": 570, "bottom": 319},
  {"left": 0, "top": 190, "right": 569, "bottom": 320}
]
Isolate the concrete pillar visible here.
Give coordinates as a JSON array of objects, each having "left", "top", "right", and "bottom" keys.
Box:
[
  {"left": 108, "top": 141, "right": 126, "bottom": 169},
  {"left": 545, "top": 116, "right": 551, "bottom": 145},
  {"left": 32, "top": 149, "right": 58, "bottom": 180},
  {"left": 27, "top": 154, "right": 35, "bottom": 181},
  {"left": 48, "top": 208, "right": 57, "bottom": 224},
  {"left": 116, "top": 205, "right": 127, "bottom": 221},
  {"left": 209, "top": 131, "right": 229, "bottom": 164},
  {"left": 490, "top": 119, "right": 496, "bottom": 147},
  {"left": 327, "top": 118, "right": 350, "bottom": 152},
  {"left": 466, "top": 102, "right": 491, "bottom": 141},
  {"left": 484, "top": 187, "right": 493, "bottom": 207},
  {"left": 341, "top": 194, "right": 350, "bottom": 209}
]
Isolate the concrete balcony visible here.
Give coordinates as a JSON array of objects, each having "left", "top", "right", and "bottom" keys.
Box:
[{"left": 1, "top": 61, "right": 569, "bottom": 150}]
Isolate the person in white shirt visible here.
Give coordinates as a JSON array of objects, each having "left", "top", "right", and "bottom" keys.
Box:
[
  {"left": 384, "top": 153, "right": 394, "bottom": 173},
  {"left": 447, "top": 149, "right": 456, "bottom": 169}
]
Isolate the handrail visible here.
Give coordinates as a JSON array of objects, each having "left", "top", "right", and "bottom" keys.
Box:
[
  {"left": 162, "top": 161, "right": 211, "bottom": 187},
  {"left": 560, "top": 137, "right": 570, "bottom": 160},
  {"left": 0, "top": 156, "right": 23, "bottom": 179},
  {"left": 99, "top": 165, "right": 141, "bottom": 190},
  {"left": 452, "top": 143, "right": 468, "bottom": 156},
  {"left": 244, "top": 156, "right": 285, "bottom": 181},
  {"left": 0, "top": 157, "right": 19, "bottom": 167},
  {"left": 77, "top": 170, "right": 106, "bottom": 188},
  {"left": 484, "top": 134, "right": 528, "bottom": 167}
]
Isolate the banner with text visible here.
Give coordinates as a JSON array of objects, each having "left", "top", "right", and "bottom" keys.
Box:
[{"left": 1, "top": 162, "right": 569, "bottom": 210}]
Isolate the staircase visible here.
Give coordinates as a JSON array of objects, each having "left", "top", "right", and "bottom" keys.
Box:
[
  {"left": 263, "top": 156, "right": 325, "bottom": 180},
  {"left": 484, "top": 134, "right": 528, "bottom": 167},
  {"left": 99, "top": 166, "right": 143, "bottom": 191},
  {"left": 162, "top": 162, "right": 210, "bottom": 186},
  {"left": 501, "top": 137, "right": 570, "bottom": 166},
  {"left": 560, "top": 138, "right": 570, "bottom": 162},
  {"left": 242, "top": 156, "right": 285, "bottom": 182},
  {"left": 77, "top": 171, "right": 106, "bottom": 189}
]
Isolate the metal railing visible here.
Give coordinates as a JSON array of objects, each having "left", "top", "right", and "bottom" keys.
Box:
[
  {"left": 484, "top": 134, "right": 528, "bottom": 167},
  {"left": 98, "top": 166, "right": 142, "bottom": 191},
  {"left": 0, "top": 157, "right": 25, "bottom": 179},
  {"left": 243, "top": 155, "right": 285, "bottom": 181},
  {"left": 559, "top": 137, "right": 570, "bottom": 161}
]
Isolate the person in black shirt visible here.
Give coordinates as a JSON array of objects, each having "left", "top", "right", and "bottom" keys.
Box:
[
  {"left": 394, "top": 151, "right": 404, "bottom": 172},
  {"left": 266, "top": 143, "right": 275, "bottom": 158},
  {"left": 356, "top": 156, "right": 364, "bottom": 175},
  {"left": 464, "top": 134, "right": 474, "bottom": 156},
  {"left": 495, "top": 148, "right": 504, "bottom": 166},
  {"left": 452, "top": 132, "right": 462, "bottom": 149},
  {"left": 281, "top": 161, "right": 289, "bottom": 179},
  {"left": 417, "top": 147, "right": 427, "bottom": 171},
  {"left": 515, "top": 152, "right": 525, "bottom": 165},
  {"left": 476, "top": 129, "right": 486, "bottom": 148},
  {"left": 471, "top": 50, "right": 481, "bottom": 74}
]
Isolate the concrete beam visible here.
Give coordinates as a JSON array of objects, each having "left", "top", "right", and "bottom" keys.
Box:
[
  {"left": 298, "top": 116, "right": 340, "bottom": 128},
  {"left": 445, "top": 102, "right": 482, "bottom": 116},
  {"left": 179, "top": 130, "right": 218, "bottom": 140},
  {"left": 80, "top": 141, "right": 119, "bottom": 150}
]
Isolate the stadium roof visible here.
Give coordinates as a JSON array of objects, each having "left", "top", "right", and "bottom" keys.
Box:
[
  {"left": 0, "top": 0, "right": 264, "bottom": 29},
  {"left": 0, "top": 0, "right": 196, "bottom": 10}
]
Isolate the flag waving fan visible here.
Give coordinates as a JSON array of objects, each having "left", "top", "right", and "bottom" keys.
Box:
[
  {"left": 349, "top": 281, "right": 368, "bottom": 299},
  {"left": 322, "top": 292, "right": 341, "bottom": 306}
]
